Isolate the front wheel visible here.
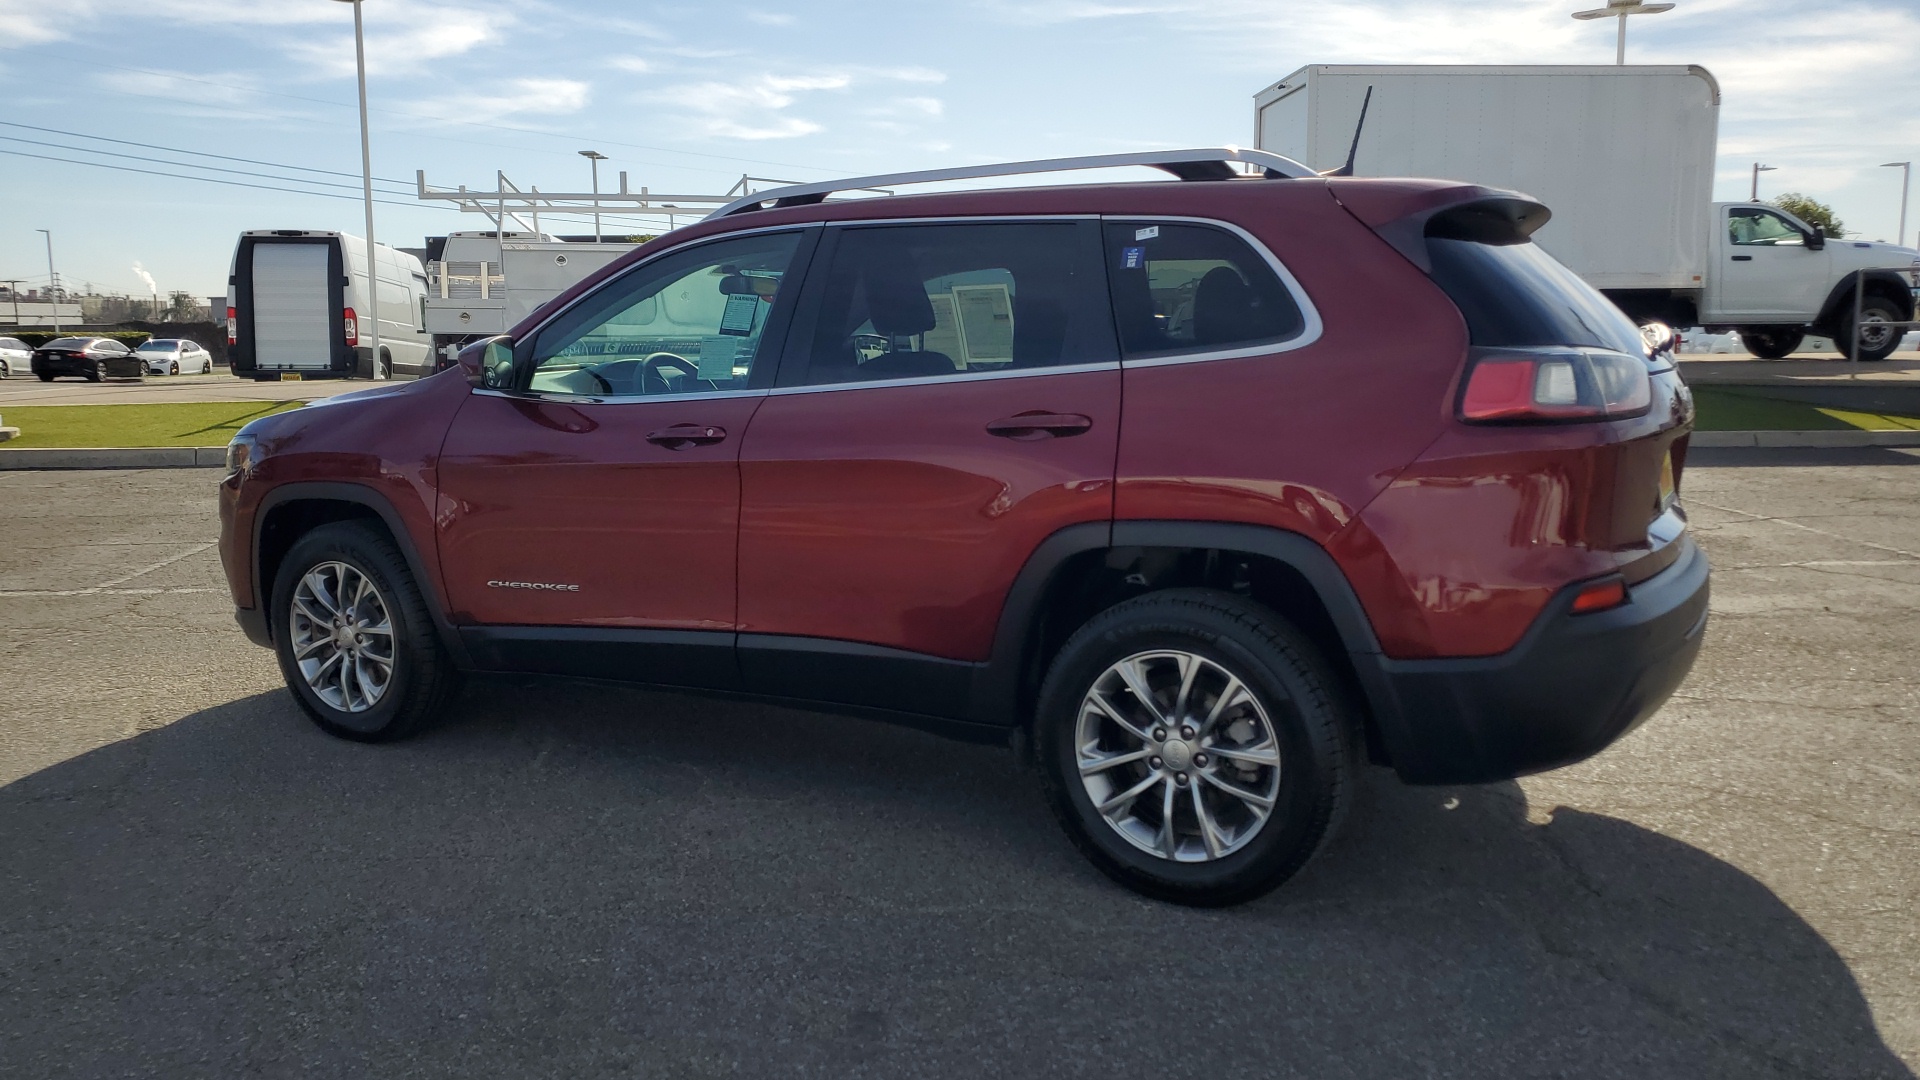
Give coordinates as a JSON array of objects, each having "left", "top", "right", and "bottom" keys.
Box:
[
  {"left": 270, "top": 522, "right": 457, "bottom": 742},
  {"left": 1034, "top": 589, "right": 1358, "bottom": 906},
  {"left": 1838, "top": 297, "right": 1905, "bottom": 361},
  {"left": 168, "top": 361, "right": 179, "bottom": 376},
  {"left": 1740, "top": 326, "right": 1804, "bottom": 360}
]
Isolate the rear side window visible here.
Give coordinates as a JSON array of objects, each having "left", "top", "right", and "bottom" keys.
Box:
[
  {"left": 1101, "top": 222, "right": 1304, "bottom": 359},
  {"left": 794, "top": 220, "right": 1113, "bottom": 386},
  {"left": 1425, "top": 238, "right": 1645, "bottom": 356}
]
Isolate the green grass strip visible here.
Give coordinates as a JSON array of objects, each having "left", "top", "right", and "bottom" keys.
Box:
[
  {"left": 1690, "top": 386, "right": 1920, "bottom": 432},
  {"left": 0, "top": 401, "right": 305, "bottom": 449}
]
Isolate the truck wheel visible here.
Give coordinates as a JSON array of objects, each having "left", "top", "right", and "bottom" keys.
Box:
[
  {"left": 1033, "top": 588, "right": 1357, "bottom": 906},
  {"left": 1838, "top": 298, "right": 1904, "bottom": 362},
  {"left": 1740, "top": 327, "right": 1804, "bottom": 360},
  {"left": 270, "top": 522, "right": 458, "bottom": 742}
]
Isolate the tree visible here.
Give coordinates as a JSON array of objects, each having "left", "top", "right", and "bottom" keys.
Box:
[{"left": 1769, "top": 192, "right": 1844, "bottom": 238}]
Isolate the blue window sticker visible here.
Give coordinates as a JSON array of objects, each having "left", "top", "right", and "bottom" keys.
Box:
[{"left": 1121, "top": 246, "right": 1147, "bottom": 269}]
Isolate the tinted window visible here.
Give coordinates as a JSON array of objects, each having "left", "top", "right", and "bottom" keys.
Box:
[
  {"left": 44, "top": 337, "right": 88, "bottom": 349},
  {"left": 1101, "top": 222, "right": 1303, "bottom": 358},
  {"left": 0, "top": 338, "right": 22, "bottom": 350},
  {"left": 528, "top": 231, "right": 803, "bottom": 398},
  {"left": 794, "top": 221, "right": 1113, "bottom": 386},
  {"left": 100, "top": 340, "right": 129, "bottom": 354},
  {"left": 1425, "top": 238, "right": 1645, "bottom": 356}
]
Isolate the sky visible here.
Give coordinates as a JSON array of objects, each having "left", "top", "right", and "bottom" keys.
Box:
[{"left": 1, "top": 0, "right": 1916, "bottom": 300}]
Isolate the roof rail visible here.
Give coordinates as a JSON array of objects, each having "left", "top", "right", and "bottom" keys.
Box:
[{"left": 706, "top": 147, "right": 1316, "bottom": 219}]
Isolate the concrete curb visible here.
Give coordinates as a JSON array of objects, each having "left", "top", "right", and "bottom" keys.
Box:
[
  {"left": 1692, "top": 429, "right": 1920, "bottom": 448},
  {"left": 0, "top": 446, "right": 228, "bottom": 470}
]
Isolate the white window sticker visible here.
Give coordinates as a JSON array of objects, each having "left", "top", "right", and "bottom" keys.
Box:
[
  {"left": 1134, "top": 226, "right": 1160, "bottom": 241},
  {"left": 697, "top": 336, "right": 741, "bottom": 379},
  {"left": 718, "top": 292, "right": 758, "bottom": 336}
]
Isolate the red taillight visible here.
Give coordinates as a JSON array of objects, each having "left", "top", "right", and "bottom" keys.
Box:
[
  {"left": 343, "top": 308, "right": 359, "bottom": 347},
  {"left": 226, "top": 306, "right": 237, "bottom": 345},
  {"left": 1571, "top": 577, "right": 1628, "bottom": 614},
  {"left": 1458, "top": 348, "right": 1651, "bottom": 424}
]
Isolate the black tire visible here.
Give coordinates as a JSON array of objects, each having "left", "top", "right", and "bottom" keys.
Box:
[
  {"left": 1033, "top": 588, "right": 1358, "bottom": 907},
  {"left": 37, "top": 372, "right": 53, "bottom": 382},
  {"left": 270, "top": 521, "right": 457, "bottom": 742},
  {"left": 168, "top": 361, "right": 179, "bottom": 376},
  {"left": 1837, "top": 297, "right": 1904, "bottom": 361},
  {"left": 1740, "top": 326, "right": 1804, "bottom": 360},
  {"left": 86, "top": 360, "right": 103, "bottom": 383}
]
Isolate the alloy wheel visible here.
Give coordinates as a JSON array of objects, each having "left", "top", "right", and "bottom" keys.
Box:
[
  {"left": 1075, "top": 650, "right": 1283, "bottom": 862},
  {"left": 289, "top": 561, "right": 396, "bottom": 713}
]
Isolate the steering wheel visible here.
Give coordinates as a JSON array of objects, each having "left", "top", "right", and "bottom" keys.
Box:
[{"left": 641, "top": 351, "right": 698, "bottom": 394}]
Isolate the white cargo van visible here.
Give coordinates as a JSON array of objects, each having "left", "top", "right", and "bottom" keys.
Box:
[
  {"left": 226, "top": 231, "right": 434, "bottom": 380},
  {"left": 1255, "top": 65, "right": 1920, "bottom": 360}
]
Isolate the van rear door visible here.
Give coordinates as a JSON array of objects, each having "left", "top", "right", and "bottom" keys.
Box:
[
  {"left": 253, "top": 243, "right": 333, "bottom": 370},
  {"left": 232, "top": 233, "right": 350, "bottom": 378}
]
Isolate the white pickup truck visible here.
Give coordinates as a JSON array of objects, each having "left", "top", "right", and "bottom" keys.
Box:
[{"left": 1256, "top": 64, "right": 1920, "bottom": 359}]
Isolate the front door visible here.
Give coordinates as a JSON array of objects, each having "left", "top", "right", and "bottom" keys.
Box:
[
  {"left": 1715, "top": 205, "right": 1831, "bottom": 319},
  {"left": 437, "top": 229, "right": 813, "bottom": 684},
  {"left": 735, "top": 220, "right": 1121, "bottom": 715}
]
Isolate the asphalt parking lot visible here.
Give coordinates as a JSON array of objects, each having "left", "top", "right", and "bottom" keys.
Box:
[{"left": 1, "top": 454, "right": 1916, "bottom": 1078}]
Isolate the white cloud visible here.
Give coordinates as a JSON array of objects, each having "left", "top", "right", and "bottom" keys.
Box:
[
  {"left": 410, "top": 77, "right": 589, "bottom": 119},
  {"left": 609, "top": 57, "right": 654, "bottom": 74},
  {"left": 648, "top": 73, "right": 852, "bottom": 140},
  {"left": 98, "top": 69, "right": 260, "bottom": 108}
]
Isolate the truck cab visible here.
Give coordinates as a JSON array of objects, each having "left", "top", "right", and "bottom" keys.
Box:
[{"left": 1702, "top": 201, "right": 1919, "bottom": 359}]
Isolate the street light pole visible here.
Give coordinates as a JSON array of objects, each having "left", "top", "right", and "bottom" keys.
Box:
[
  {"left": 332, "top": 0, "right": 382, "bottom": 379},
  {"left": 1750, "top": 163, "right": 1776, "bottom": 202},
  {"left": 579, "top": 150, "right": 608, "bottom": 242},
  {"left": 1883, "top": 161, "right": 1911, "bottom": 247},
  {"left": 35, "top": 229, "right": 59, "bottom": 333},
  {"left": 1572, "top": 0, "right": 1675, "bottom": 65}
]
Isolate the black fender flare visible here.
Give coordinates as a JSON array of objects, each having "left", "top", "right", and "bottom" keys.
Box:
[
  {"left": 969, "top": 519, "right": 1398, "bottom": 741},
  {"left": 252, "top": 481, "right": 472, "bottom": 667},
  {"left": 1814, "top": 270, "right": 1916, "bottom": 331}
]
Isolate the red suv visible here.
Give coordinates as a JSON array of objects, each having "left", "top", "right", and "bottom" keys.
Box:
[{"left": 219, "top": 149, "right": 1708, "bottom": 905}]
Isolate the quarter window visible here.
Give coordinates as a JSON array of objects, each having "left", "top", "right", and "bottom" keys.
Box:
[
  {"left": 527, "top": 231, "right": 803, "bottom": 397},
  {"left": 793, "top": 221, "right": 1114, "bottom": 386},
  {"left": 1102, "top": 222, "right": 1303, "bottom": 358}
]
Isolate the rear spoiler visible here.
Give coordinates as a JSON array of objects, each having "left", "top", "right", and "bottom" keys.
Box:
[{"left": 1327, "top": 180, "right": 1550, "bottom": 272}]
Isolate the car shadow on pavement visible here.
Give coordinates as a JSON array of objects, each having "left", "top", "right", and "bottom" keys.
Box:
[{"left": 1, "top": 680, "right": 1912, "bottom": 1079}]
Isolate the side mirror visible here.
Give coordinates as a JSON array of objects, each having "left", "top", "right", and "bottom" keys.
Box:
[
  {"left": 1808, "top": 224, "right": 1826, "bottom": 251},
  {"left": 459, "top": 337, "right": 515, "bottom": 390}
]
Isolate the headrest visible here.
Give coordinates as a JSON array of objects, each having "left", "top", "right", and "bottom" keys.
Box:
[
  {"left": 858, "top": 245, "right": 936, "bottom": 336},
  {"left": 1193, "top": 266, "right": 1260, "bottom": 346}
]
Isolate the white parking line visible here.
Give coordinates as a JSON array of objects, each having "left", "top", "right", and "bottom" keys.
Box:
[
  {"left": 0, "top": 586, "right": 221, "bottom": 597},
  {"left": 93, "top": 541, "right": 218, "bottom": 590},
  {"left": 1691, "top": 500, "right": 1920, "bottom": 562}
]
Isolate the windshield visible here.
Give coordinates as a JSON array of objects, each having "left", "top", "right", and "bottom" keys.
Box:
[
  {"left": 135, "top": 341, "right": 178, "bottom": 351},
  {"left": 1424, "top": 238, "right": 1646, "bottom": 356}
]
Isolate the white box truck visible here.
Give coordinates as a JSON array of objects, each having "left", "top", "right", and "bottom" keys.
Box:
[
  {"left": 422, "top": 231, "right": 641, "bottom": 370},
  {"left": 226, "top": 230, "right": 435, "bottom": 381},
  {"left": 1255, "top": 65, "right": 1920, "bottom": 359}
]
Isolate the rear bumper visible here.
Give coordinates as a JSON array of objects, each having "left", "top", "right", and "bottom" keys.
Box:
[{"left": 1361, "top": 535, "right": 1710, "bottom": 784}]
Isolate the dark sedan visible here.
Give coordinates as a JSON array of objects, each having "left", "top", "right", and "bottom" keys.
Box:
[{"left": 30, "top": 337, "right": 144, "bottom": 382}]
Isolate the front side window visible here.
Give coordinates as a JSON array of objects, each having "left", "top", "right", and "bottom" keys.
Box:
[
  {"left": 527, "top": 231, "right": 803, "bottom": 398},
  {"left": 1728, "top": 207, "right": 1806, "bottom": 247},
  {"left": 794, "top": 221, "right": 1113, "bottom": 386},
  {"left": 1101, "top": 221, "right": 1304, "bottom": 358}
]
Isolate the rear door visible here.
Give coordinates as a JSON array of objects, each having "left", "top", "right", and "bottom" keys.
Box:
[
  {"left": 735, "top": 219, "right": 1120, "bottom": 716},
  {"left": 251, "top": 241, "right": 336, "bottom": 371}
]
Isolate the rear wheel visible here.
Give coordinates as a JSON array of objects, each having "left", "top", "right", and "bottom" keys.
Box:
[
  {"left": 1838, "top": 297, "right": 1904, "bottom": 361},
  {"left": 271, "top": 522, "right": 457, "bottom": 742},
  {"left": 37, "top": 372, "right": 53, "bottom": 382},
  {"left": 86, "top": 360, "right": 103, "bottom": 383},
  {"left": 1034, "top": 588, "right": 1357, "bottom": 906},
  {"left": 1740, "top": 326, "right": 1804, "bottom": 359}
]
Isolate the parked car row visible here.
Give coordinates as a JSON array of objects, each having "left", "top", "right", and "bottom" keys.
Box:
[{"left": 0, "top": 336, "right": 219, "bottom": 380}]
